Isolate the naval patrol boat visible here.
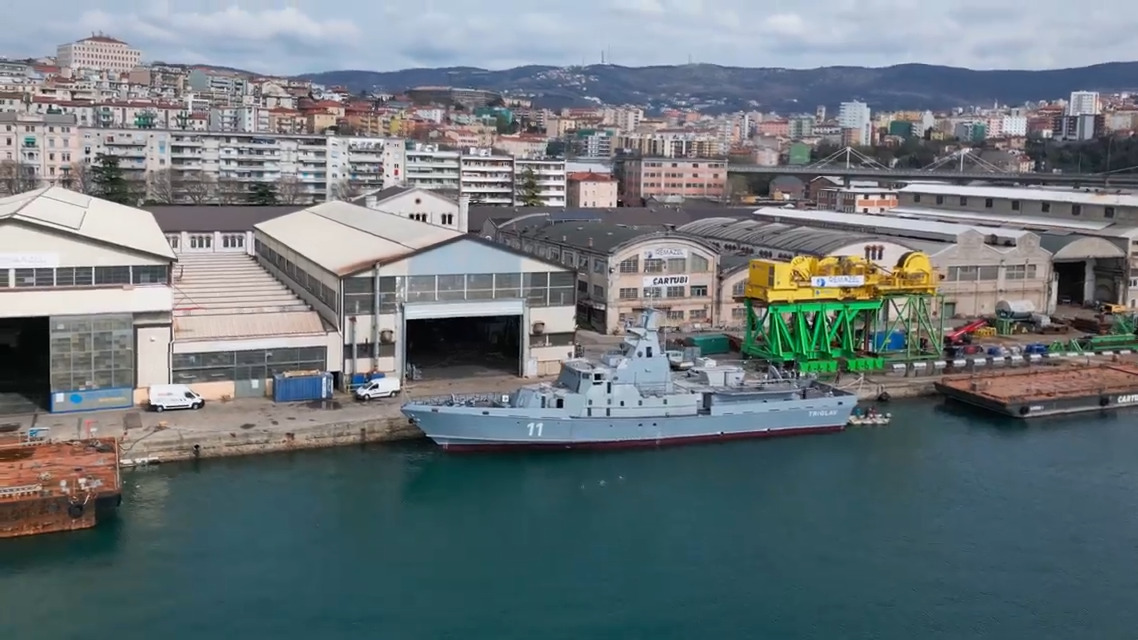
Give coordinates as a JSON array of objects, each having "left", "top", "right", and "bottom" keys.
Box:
[{"left": 401, "top": 309, "right": 857, "bottom": 451}]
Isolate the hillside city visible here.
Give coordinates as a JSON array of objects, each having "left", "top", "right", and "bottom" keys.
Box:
[{"left": 0, "top": 34, "right": 1134, "bottom": 207}]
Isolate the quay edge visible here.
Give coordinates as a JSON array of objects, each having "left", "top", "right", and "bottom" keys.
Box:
[{"left": 3, "top": 376, "right": 940, "bottom": 466}]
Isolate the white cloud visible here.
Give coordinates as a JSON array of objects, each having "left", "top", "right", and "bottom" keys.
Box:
[{"left": 13, "top": 0, "right": 1138, "bottom": 73}]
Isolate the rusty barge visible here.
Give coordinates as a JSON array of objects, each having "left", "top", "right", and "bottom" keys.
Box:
[
  {"left": 0, "top": 435, "right": 122, "bottom": 538},
  {"left": 935, "top": 363, "right": 1138, "bottom": 419}
]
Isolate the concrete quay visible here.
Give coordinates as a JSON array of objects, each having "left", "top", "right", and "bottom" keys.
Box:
[
  {"left": 0, "top": 371, "right": 940, "bottom": 465},
  {"left": 4, "top": 374, "right": 538, "bottom": 464}
]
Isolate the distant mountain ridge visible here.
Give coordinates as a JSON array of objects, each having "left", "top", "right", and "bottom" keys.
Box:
[{"left": 298, "top": 62, "right": 1138, "bottom": 112}]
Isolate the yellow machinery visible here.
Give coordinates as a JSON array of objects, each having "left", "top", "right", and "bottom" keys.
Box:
[
  {"left": 744, "top": 252, "right": 939, "bottom": 303},
  {"left": 740, "top": 251, "right": 944, "bottom": 371}
]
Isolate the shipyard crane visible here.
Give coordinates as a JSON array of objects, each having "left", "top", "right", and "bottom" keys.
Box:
[{"left": 740, "top": 251, "right": 944, "bottom": 372}]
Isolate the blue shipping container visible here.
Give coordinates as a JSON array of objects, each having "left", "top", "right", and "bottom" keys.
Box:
[
  {"left": 871, "top": 331, "right": 905, "bottom": 352},
  {"left": 273, "top": 372, "right": 334, "bottom": 403}
]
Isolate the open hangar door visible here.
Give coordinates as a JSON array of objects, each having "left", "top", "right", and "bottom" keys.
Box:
[
  {"left": 1053, "top": 261, "right": 1087, "bottom": 305},
  {"left": 403, "top": 300, "right": 524, "bottom": 380},
  {"left": 0, "top": 316, "right": 49, "bottom": 415}
]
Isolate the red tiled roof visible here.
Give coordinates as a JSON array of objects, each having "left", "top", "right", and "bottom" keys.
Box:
[{"left": 567, "top": 171, "right": 615, "bottom": 182}]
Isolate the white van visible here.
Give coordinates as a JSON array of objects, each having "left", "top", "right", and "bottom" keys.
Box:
[
  {"left": 354, "top": 377, "right": 401, "bottom": 401},
  {"left": 148, "top": 384, "right": 205, "bottom": 412}
]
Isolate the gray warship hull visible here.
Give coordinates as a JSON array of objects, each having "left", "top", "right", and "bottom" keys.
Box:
[{"left": 402, "top": 393, "right": 853, "bottom": 451}]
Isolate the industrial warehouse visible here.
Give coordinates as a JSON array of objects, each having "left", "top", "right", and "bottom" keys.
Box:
[
  {"left": 0, "top": 187, "right": 576, "bottom": 415},
  {"left": 485, "top": 207, "right": 1061, "bottom": 332}
]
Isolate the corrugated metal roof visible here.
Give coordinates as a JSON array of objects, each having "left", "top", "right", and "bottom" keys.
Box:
[
  {"left": 172, "top": 252, "right": 330, "bottom": 342},
  {"left": 254, "top": 201, "right": 462, "bottom": 275},
  {"left": 750, "top": 208, "right": 1029, "bottom": 245},
  {"left": 468, "top": 204, "right": 751, "bottom": 233},
  {"left": 678, "top": 215, "right": 945, "bottom": 256},
  {"left": 0, "top": 186, "right": 175, "bottom": 259},
  {"left": 174, "top": 311, "right": 326, "bottom": 341},
  {"left": 900, "top": 183, "right": 1138, "bottom": 207},
  {"left": 888, "top": 206, "right": 1114, "bottom": 231}
]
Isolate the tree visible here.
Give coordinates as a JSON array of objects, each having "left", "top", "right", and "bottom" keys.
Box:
[
  {"left": 328, "top": 178, "right": 366, "bottom": 202},
  {"left": 516, "top": 168, "right": 543, "bottom": 206},
  {"left": 90, "top": 153, "right": 135, "bottom": 204},
  {"left": 215, "top": 176, "right": 243, "bottom": 204},
  {"left": 726, "top": 174, "right": 752, "bottom": 201},
  {"left": 0, "top": 160, "right": 39, "bottom": 195},
  {"left": 175, "top": 174, "right": 217, "bottom": 204},
  {"left": 545, "top": 140, "right": 567, "bottom": 157},
  {"left": 60, "top": 163, "right": 93, "bottom": 194},
  {"left": 147, "top": 169, "right": 175, "bottom": 204},
  {"left": 248, "top": 182, "right": 278, "bottom": 205},
  {"left": 277, "top": 175, "right": 304, "bottom": 205}
]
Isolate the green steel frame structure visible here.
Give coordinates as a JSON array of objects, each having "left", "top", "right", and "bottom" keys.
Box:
[{"left": 741, "top": 293, "right": 945, "bottom": 372}]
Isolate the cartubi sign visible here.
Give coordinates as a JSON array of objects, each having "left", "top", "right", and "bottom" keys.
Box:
[{"left": 643, "top": 275, "right": 690, "bottom": 287}]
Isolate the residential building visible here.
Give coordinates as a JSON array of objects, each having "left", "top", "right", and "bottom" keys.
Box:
[
  {"left": 567, "top": 172, "right": 618, "bottom": 208},
  {"left": 0, "top": 112, "right": 81, "bottom": 190},
  {"left": 788, "top": 116, "right": 814, "bottom": 139},
  {"left": 1067, "top": 91, "right": 1101, "bottom": 116},
  {"left": 56, "top": 35, "right": 141, "bottom": 73},
  {"left": 82, "top": 128, "right": 342, "bottom": 203},
  {"left": 402, "top": 143, "right": 461, "bottom": 192},
  {"left": 838, "top": 101, "right": 873, "bottom": 146},
  {"left": 514, "top": 158, "right": 567, "bottom": 207},
  {"left": 1054, "top": 114, "right": 1104, "bottom": 141},
  {"left": 954, "top": 122, "right": 987, "bottom": 142},
  {"left": 817, "top": 187, "right": 898, "bottom": 213},
  {"left": 1001, "top": 115, "right": 1028, "bottom": 137},
  {"left": 460, "top": 149, "right": 515, "bottom": 206},
  {"left": 619, "top": 157, "right": 726, "bottom": 202}
]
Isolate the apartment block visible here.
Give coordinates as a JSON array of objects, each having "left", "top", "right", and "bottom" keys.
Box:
[
  {"left": 400, "top": 143, "right": 461, "bottom": 192},
  {"left": 460, "top": 149, "right": 515, "bottom": 206},
  {"left": 567, "top": 172, "right": 617, "bottom": 208},
  {"left": 56, "top": 35, "right": 141, "bottom": 73},
  {"left": 817, "top": 187, "right": 898, "bottom": 213},
  {"left": 619, "top": 157, "right": 726, "bottom": 202},
  {"left": 514, "top": 158, "right": 567, "bottom": 207},
  {"left": 82, "top": 128, "right": 344, "bottom": 203},
  {"left": 0, "top": 112, "right": 81, "bottom": 189}
]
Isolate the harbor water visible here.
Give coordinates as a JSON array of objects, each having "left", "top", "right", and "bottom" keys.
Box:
[{"left": 4, "top": 400, "right": 1138, "bottom": 639}]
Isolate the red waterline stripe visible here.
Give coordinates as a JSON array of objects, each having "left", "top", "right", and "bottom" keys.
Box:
[{"left": 438, "top": 425, "right": 845, "bottom": 453}]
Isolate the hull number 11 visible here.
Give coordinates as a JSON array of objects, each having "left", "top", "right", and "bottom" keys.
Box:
[{"left": 526, "top": 422, "right": 543, "bottom": 437}]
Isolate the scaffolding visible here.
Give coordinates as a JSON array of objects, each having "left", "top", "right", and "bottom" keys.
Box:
[{"left": 741, "top": 251, "right": 945, "bottom": 372}]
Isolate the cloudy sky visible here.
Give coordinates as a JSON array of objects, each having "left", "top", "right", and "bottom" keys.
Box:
[{"left": 7, "top": 0, "right": 1134, "bottom": 75}]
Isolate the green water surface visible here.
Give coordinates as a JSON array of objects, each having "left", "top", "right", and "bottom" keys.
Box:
[{"left": 3, "top": 401, "right": 1138, "bottom": 639}]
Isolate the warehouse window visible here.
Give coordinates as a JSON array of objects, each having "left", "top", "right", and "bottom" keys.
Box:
[
  {"left": 690, "top": 254, "right": 710, "bottom": 272},
  {"left": 132, "top": 265, "right": 169, "bottom": 285},
  {"left": 618, "top": 288, "right": 638, "bottom": 299},
  {"left": 618, "top": 257, "right": 638, "bottom": 273},
  {"left": 171, "top": 347, "right": 327, "bottom": 384},
  {"left": 1004, "top": 265, "right": 1029, "bottom": 280},
  {"left": 94, "top": 266, "right": 131, "bottom": 285},
  {"left": 643, "top": 258, "right": 664, "bottom": 273},
  {"left": 732, "top": 281, "right": 745, "bottom": 297}
]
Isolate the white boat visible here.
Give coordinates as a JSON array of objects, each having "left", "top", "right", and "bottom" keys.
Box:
[
  {"left": 847, "top": 412, "right": 891, "bottom": 427},
  {"left": 120, "top": 455, "right": 161, "bottom": 467}
]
